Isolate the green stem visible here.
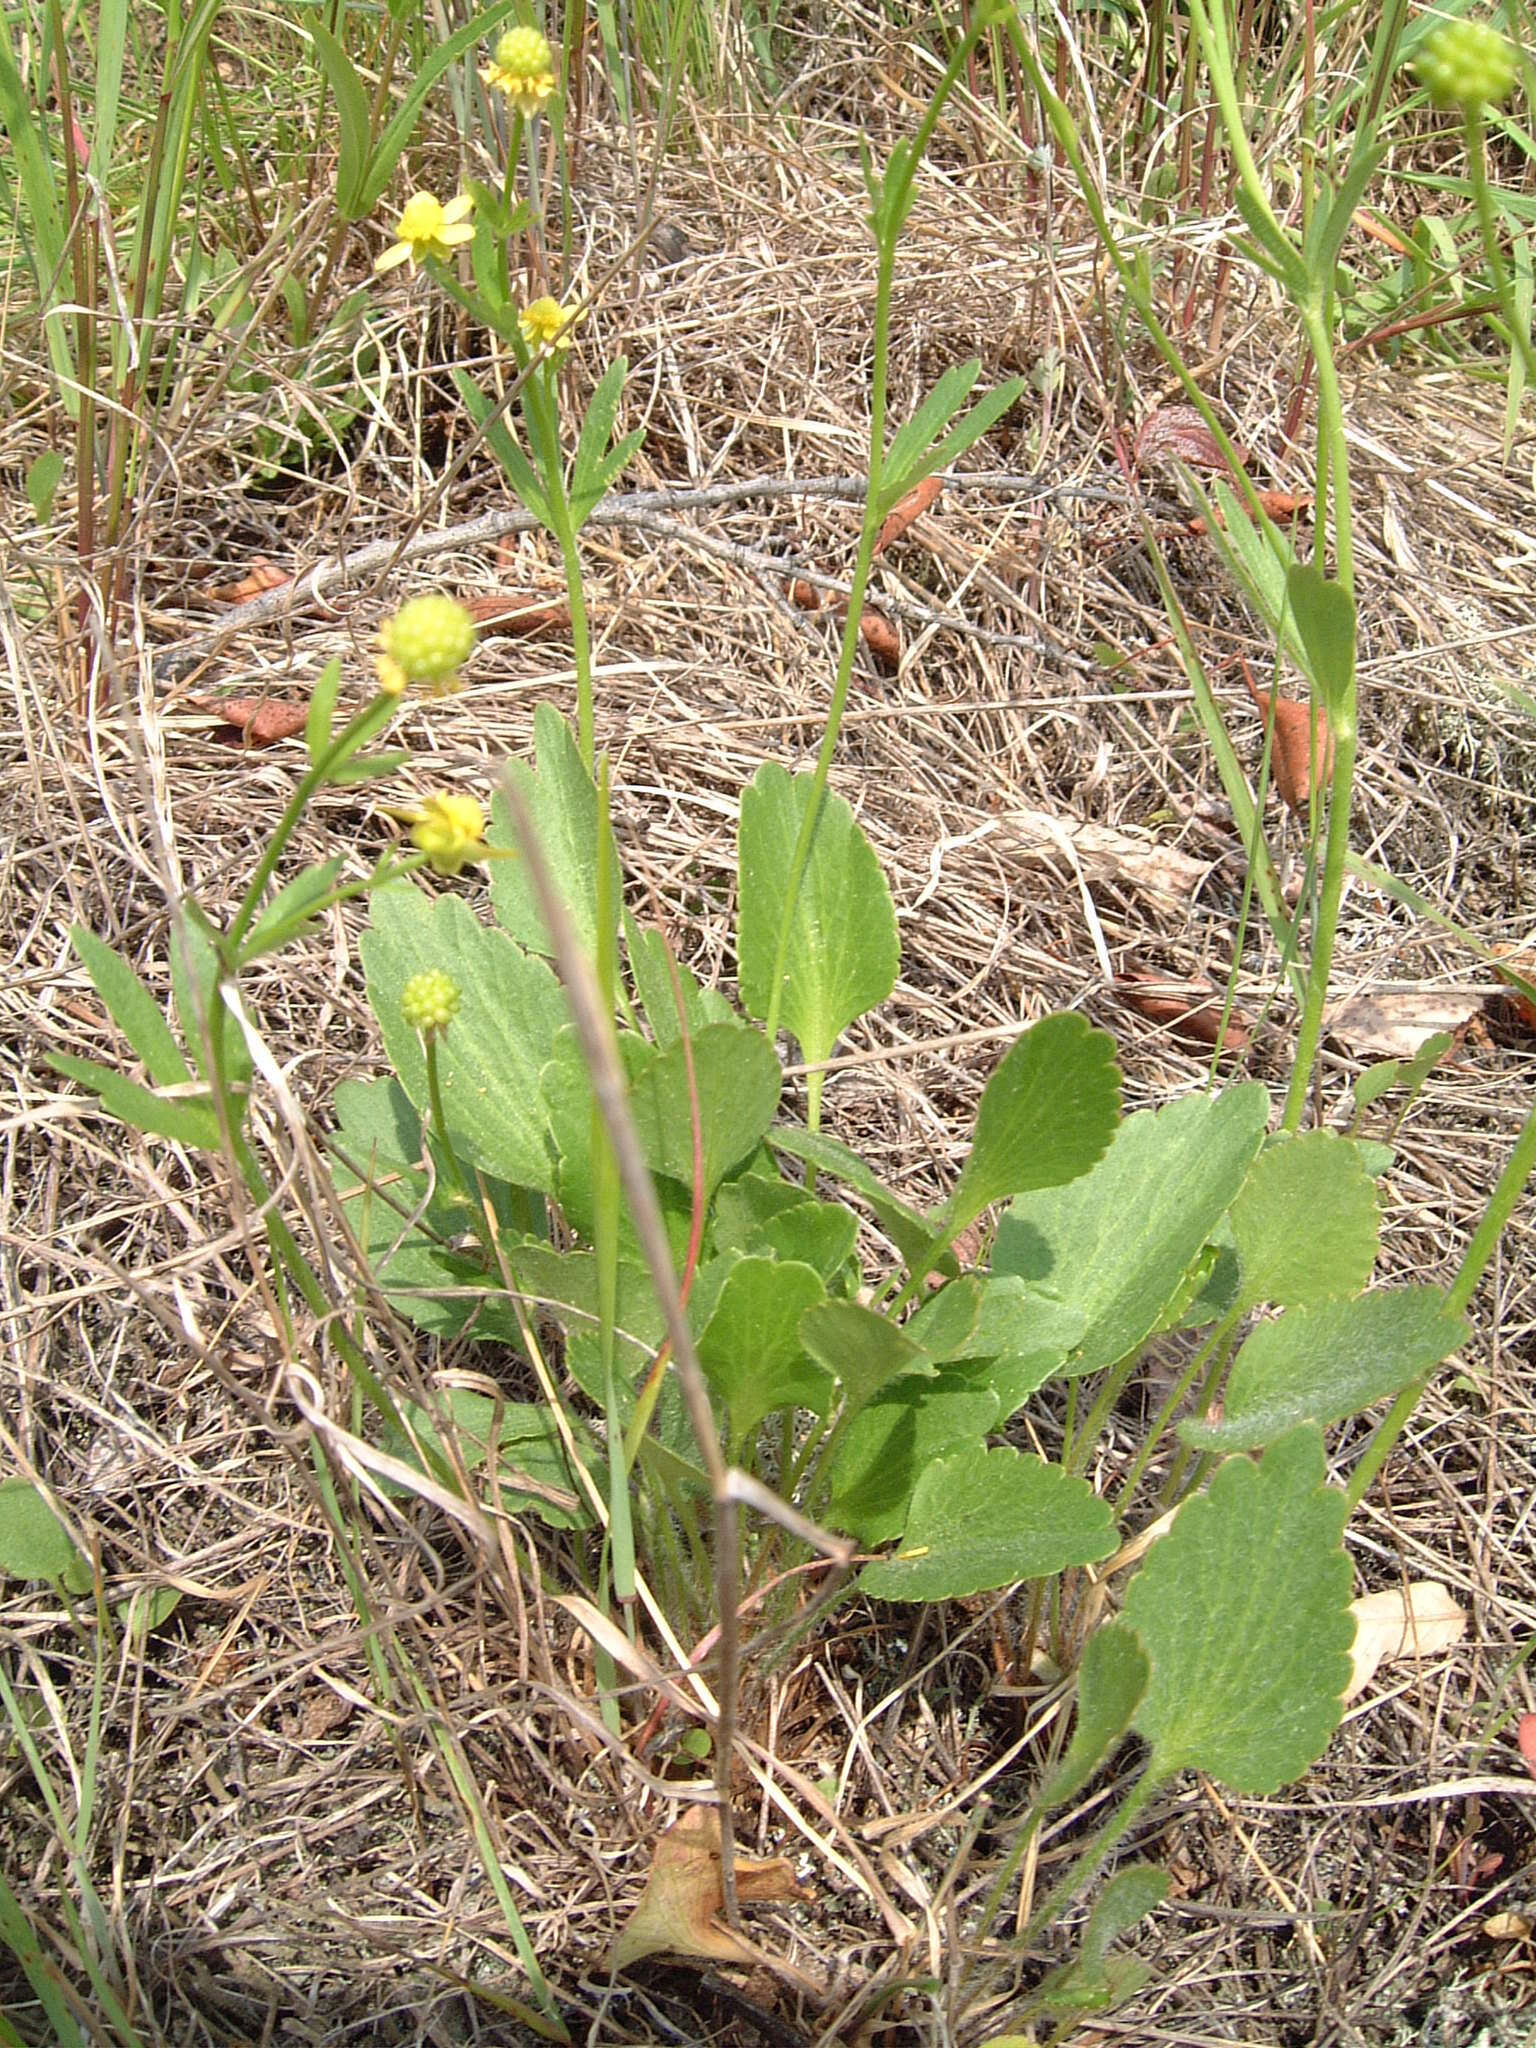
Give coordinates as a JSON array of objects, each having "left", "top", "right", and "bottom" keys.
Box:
[
  {"left": 762, "top": 413, "right": 887, "bottom": 1050},
  {"left": 228, "top": 696, "right": 396, "bottom": 952},
  {"left": 761, "top": 18, "right": 984, "bottom": 1051},
  {"left": 1017, "top": 1766, "right": 1163, "bottom": 1952},
  {"left": 592, "top": 756, "right": 634, "bottom": 1605},
  {"left": 555, "top": 511, "right": 595, "bottom": 773},
  {"left": 422, "top": 1033, "right": 472, "bottom": 1199},
  {"left": 1281, "top": 303, "right": 1357, "bottom": 1132},
  {"left": 1062, "top": 1351, "right": 1139, "bottom": 1478},
  {"left": 1346, "top": 1081, "right": 1536, "bottom": 1513},
  {"left": 1467, "top": 105, "right": 1536, "bottom": 389},
  {"left": 1113, "top": 1312, "right": 1238, "bottom": 1518}
]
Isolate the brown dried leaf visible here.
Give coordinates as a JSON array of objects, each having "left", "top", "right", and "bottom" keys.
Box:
[
  {"left": 1244, "top": 675, "right": 1335, "bottom": 812},
  {"left": 610, "top": 1807, "right": 806, "bottom": 1974},
  {"left": 859, "top": 609, "right": 901, "bottom": 672},
  {"left": 207, "top": 558, "right": 290, "bottom": 606},
  {"left": 996, "top": 808, "right": 1212, "bottom": 912},
  {"left": 1134, "top": 404, "right": 1248, "bottom": 476},
  {"left": 1116, "top": 970, "right": 1251, "bottom": 1053},
  {"left": 1342, "top": 1582, "right": 1467, "bottom": 1703},
  {"left": 874, "top": 475, "right": 943, "bottom": 556},
  {"left": 1482, "top": 1911, "right": 1532, "bottom": 1942},
  {"left": 1323, "top": 988, "right": 1485, "bottom": 1062},
  {"left": 186, "top": 695, "right": 311, "bottom": 746},
  {"left": 788, "top": 579, "right": 825, "bottom": 612},
  {"left": 465, "top": 591, "right": 572, "bottom": 635}
]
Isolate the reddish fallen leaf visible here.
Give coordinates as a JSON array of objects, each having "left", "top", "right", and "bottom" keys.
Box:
[
  {"left": 788, "top": 579, "right": 825, "bottom": 612},
  {"left": 186, "top": 694, "right": 310, "bottom": 746},
  {"left": 464, "top": 591, "right": 571, "bottom": 634},
  {"left": 1117, "top": 970, "right": 1251, "bottom": 1053},
  {"left": 1244, "top": 673, "right": 1335, "bottom": 812},
  {"left": 1352, "top": 207, "right": 1414, "bottom": 258},
  {"left": 610, "top": 1807, "right": 809, "bottom": 1976},
  {"left": 1517, "top": 1713, "right": 1536, "bottom": 1779},
  {"left": 859, "top": 609, "right": 901, "bottom": 672},
  {"left": 207, "top": 558, "right": 290, "bottom": 606},
  {"left": 1134, "top": 403, "right": 1248, "bottom": 476},
  {"left": 874, "top": 475, "right": 943, "bottom": 556},
  {"left": 1491, "top": 946, "right": 1536, "bottom": 1033},
  {"left": 1189, "top": 488, "right": 1314, "bottom": 534}
]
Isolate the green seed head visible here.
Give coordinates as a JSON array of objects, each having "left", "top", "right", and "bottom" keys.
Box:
[
  {"left": 401, "top": 969, "right": 462, "bottom": 1037},
  {"left": 376, "top": 595, "right": 477, "bottom": 695},
  {"left": 1414, "top": 18, "right": 1518, "bottom": 112},
  {"left": 494, "top": 24, "right": 554, "bottom": 77}
]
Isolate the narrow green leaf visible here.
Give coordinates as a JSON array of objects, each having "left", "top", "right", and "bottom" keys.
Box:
[
  {"left": 737, "top": 763, "right": 899, "bottom": 1069},
  {"left": 1038, "top": 1624, "right": 1149, "bottom": 1810},
  {"left": 489, "top": 705, "right": 612, "bottom": 959},
  {"left": 1124, "top": 1425, "right": 1353, "bottom": 1793},
  {"left": 569, "top": 359, "right": 642, "bottom": 525},
  {"left": 360, "top": 886, "right": 565, "bottom": 1191},
  {"left": 945, "top": 1015, "right": 1121, "bottom": 1235},
  {"left": 861, "top": 1443, "right": 1117, "bottom": 1602},
  {"left": 308, "top": 24, "right": 374, "bottom": 218},
  {"left": 572, "top": 427, "right": 645, "bottom": 525},
  {"left": 1179, "top": 1288, "right": 1467, "bottom": 1452},
  {"left": 799, "top": 1298, "right": 934, "bottom": 1417},
  {"left": 906, "top": 377, "right": 1026, "bottom": 496},
  {"left": 325, "top": 748, "right": 411, "bottom": 786},
  {"left": 90, "top": 0, "right": 129, "bottom": 181},
  {"left": 454, "top": 369, "right": 551, "bottom": 525},
  {"left": 628, "top": 1020, "right": 783, "bottom": 1200},
  {"left": 242, "top": 858, "right": 346, "bottom": 958},
  {"left": 171, "top": 905, "right": 251, "bottom": 1095},
  {"left": 306, "top": 656, "right": 343, "bottom": 767},
  {"left": 992, "top": 1083, "right": 1267, "bottom": 1375},
  {"left": 1302, "top": 146, "right": 1386, "bottom": 288},
  {"left": 69, "top": 926, "right": 189, "bottom": 1087},
  {"left": 25, "top": 449, "right": 65, "bottom": 525},
  {"left": 697, "top": 1257, "right": 831, "bottom": 1445},
  {"left": 882, "top": 360, "right": 979, "bottom": 490},
  {"left": 50, "top": 1055, "right": 221, "bottom": 1149},
  {"left": 1286, "top": 562, "right": 1356, "bottom": 723},
  {"left": 1229, "top": 1130, "right": 1380, "bottom": 1310}
]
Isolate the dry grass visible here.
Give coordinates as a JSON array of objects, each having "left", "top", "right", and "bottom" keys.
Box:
[{"left": 4, "top": 76, "right": 1535, "bottom": 2048}]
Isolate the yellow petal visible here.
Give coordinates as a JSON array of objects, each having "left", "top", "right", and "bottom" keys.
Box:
[
  {"left": 373, "top": 241, "right": 412, "bottom": 273},
  {"left": 438, "top": 223, "right": 475, "bottom": 248},
  {"left": 443, "top": 192, "right": 475, "bottom": 224}
]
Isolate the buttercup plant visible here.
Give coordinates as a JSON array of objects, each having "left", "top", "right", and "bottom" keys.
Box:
[{"left": 32, "top": 4, "right": 1536, "bottom": 2035}]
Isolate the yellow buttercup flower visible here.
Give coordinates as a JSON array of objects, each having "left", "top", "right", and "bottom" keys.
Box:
[
  {"left": 483, "top": 25, "right": 559, "bottom": 116},
  {"left": 519, "top": 295, "right": 583, "bottom": 354},
  {"left": 407, "top": 794, "right": 488, "bottom": 876},
  {"left": 374, "top": 191, "right": 475, "bottom": 275}
]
